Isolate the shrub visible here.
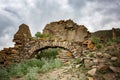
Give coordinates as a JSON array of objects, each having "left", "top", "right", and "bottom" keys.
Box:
[
  {"left": 24, "top": 67, "right": 39, "bottom": 80},
  {"left": 25, "top": 59, "right": 44, "bottom": 68},
  {"left": 35, "top": 32, "right": 50, "bottom": 39},
  {"left": 37, "top": 48, "right": 59, "bottom": 59},
  {"left": 92, "top": 37, "right": 100, "bottom": 46},
  {"left": 91, "top": 37, "right": 102, "bottom": 49},
  {"left": 52, "top": 59, "right": 63, "bottom": 68},
  {"left": 40, "top": 58, "right": 62, "bottom": 72},
  {"left": 8, "top": 62, "right": 28, "bottom": 77}
]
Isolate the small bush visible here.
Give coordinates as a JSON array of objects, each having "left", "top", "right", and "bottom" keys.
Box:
[
  {"left": 96, "top": 44, "right": 102, "bottom": 49},
  {"left": 35, "top": 32, "right": 50, "bottom": 39},
  {"left": 40, "top": 58, "right": 62, "bottom": 72},
  {"left": 92, "top": 37, "right": 100, "bottom": 46},
  {"left": 8, "top": 62, "right": 28, "bottom": 77},
  {"left": 24, "top": 67, "right": 39, "bottom": 80},
  {"left": 91, "top": 37, "right": 102, "bottom": 49},
  {"left": 52, "top": 59, "right": 63, "bottom": 68},
  {"left": 25, "top": 59, "right": 44, "bottom": 68},
  {"left": 37, "top": 48, "right": 59, "bottom": 59}
]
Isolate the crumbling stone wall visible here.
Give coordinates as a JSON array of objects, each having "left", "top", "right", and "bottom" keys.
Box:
[
  {"left": 0, "top": 24, "right": 32, "bottom": 67},
  {"left": 43, "top": 19, "right": 90, "bottom": 42}
]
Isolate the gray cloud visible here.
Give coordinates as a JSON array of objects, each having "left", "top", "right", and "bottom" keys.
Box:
[
  {"left": 68, "top": 0, "right": 87, "bottom": 9},
  {"left": 0, "top": 0, "right": 120, "bottom": 50},
  {"left": 0, "top": 14, "right": 15, "bottom": 36}
]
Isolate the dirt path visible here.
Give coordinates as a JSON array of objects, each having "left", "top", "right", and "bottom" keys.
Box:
[
  {"left": 10, "top": 66, "right": 86, "bottom": 80},
  {"left": 38, "top": 66, "right": 86, "bottom": 80}
]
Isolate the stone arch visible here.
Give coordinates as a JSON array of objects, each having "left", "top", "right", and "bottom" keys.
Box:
[
  {"left": 23, "top": 40, "right": 82, "bottom": 59},
  {"left": 30, "top": 46, "right": 73, "bottom": 58}
]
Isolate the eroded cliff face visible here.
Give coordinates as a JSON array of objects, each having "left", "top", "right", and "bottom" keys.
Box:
[{"left": 43, "top": 19, "right": 90, "bottom": 42}]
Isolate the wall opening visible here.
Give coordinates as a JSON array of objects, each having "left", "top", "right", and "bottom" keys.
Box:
[{"left": 31, "top": 46, "right": 74, "bottom": 61}]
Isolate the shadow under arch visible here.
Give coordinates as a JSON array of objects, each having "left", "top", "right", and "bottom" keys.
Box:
[{"left": 30, "top": 46, "right": 73, "bottom": 58}]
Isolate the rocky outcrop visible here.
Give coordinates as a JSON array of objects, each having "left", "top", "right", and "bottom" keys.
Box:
[
  {"left": 13, "top": 23, "right": 32, "bottom": 47},
  {"left": 43, "top": 19, "right": 90, "bottom": 42}
]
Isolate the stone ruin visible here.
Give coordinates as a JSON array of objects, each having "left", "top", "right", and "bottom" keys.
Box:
[
  {"left": 13, "top": 23, "right": 32, "bottom": 47},
  {"left": 0, "top": 19, "right": 120, "bottom": 67},
  {"left": 43, "top": 19, "right": 90, "bottom": 42},
  {"left": 0, "top": 24, "right": 32, "bottom": 66}
]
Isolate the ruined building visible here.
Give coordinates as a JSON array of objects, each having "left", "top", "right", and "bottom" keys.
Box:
[
  {"left": 0, "top": 19, "right": 120, "bottom": 67},
  {"left": 43, "top": 19, "right": 90, "bottom": 42}
]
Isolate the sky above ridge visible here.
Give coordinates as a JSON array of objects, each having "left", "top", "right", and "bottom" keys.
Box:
[{"left": 0, "top": 0, "right": 120, "bottom": 50}]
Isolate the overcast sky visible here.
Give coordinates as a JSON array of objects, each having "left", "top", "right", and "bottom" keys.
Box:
[{"left": 0, "top": 0, "right": 120, "bottom": 50}]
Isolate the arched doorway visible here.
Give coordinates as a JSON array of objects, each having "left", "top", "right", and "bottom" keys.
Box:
[{"left": 30, "top": 46, "right": 74, "bottom": 62}]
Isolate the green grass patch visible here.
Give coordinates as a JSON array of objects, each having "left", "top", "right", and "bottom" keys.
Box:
[
  {"left": 5, "top": 58, "right": 63, "bottom": 80},
  {"left": 35, "top": 32, "right": 51, "bottom": 39},
  {"left": 0, "top": 68, "right": 10, "bottom": 80}
]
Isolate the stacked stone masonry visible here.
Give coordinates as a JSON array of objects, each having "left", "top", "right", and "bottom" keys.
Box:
[{"left": 0, "top": 19, "right": 120, "bottom": 67}]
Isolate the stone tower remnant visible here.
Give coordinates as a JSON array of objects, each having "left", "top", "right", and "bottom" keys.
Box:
[{"left": 13, "top": 24, "right": 32, "bottom": 47}]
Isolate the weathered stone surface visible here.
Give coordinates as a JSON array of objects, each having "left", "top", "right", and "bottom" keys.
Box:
[
  {"left": 87, "top": 68, "right": 97, "bottom": 76},
  {"left": 83, "top": 39, "right": 96, "bottom": 51},
  {"left": 11, "top": 49, "right": 18, "bottom": 54},
  {"left": 84, "top": 59, "right": 94, "bottom": 68},
  {"left": 111, "top": 57, "right": 117, "bottom": 61},
  {"left": 43, "top": 19, "right": 90, "bottom": 42},
  {"left": 109, "top": 66, "right": 120, "bottom": 73},
  {"left": 13, "top": 23, "right": 32, "bottom": 46},
  {"left": 96, "top": 52, "right": 103, "bottom": 57},
  {"left": 87, "top": 77, "right": 94, "bottom": 80},
  {"left": 103, "top": 53, "right": 111, "bottom": 59}
]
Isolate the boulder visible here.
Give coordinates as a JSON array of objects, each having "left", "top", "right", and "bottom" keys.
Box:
[
  {"left": 109, "top": 66, "right": 120, "bottom": 73},
  {"left": 87, "top": 68, "right": 97, "bottom": 76},
  {"left": 111, "top": 57, "right": 117, "bottom": 61}
]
